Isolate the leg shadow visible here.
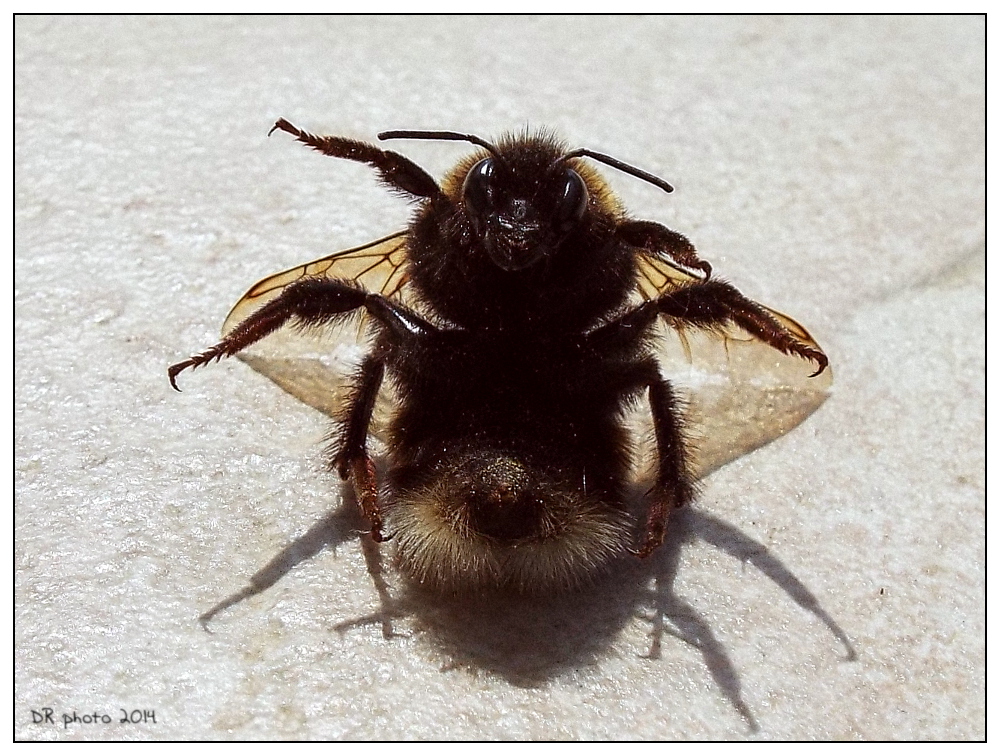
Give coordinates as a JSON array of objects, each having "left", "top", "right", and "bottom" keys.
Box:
[
  {"left": 631, "top": 508, "right": 856, "bottom": 732},
  {"left": 198, "top": 501, "right": 368, "bottom": 630}
]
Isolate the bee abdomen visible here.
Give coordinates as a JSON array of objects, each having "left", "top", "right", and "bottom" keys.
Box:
[
  {"left": 461, "top": 454, "right": 546, "bottom": 540},
  {"left": 386, "top": 451, "right": 632, "bottom": 591}
]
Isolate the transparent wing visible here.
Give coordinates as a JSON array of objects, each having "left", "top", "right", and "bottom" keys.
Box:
[
  {"left": 225, "top": 239, "right": 832, "bottom": 480},
  {"left": 635, "top": 252, "right": 700, "bottom": 301},
  {"left": 635, "top": 252, "right": 832, "bottom": 479},
  {"left": 221, "top": 232, "right": 410, "bottom": 336},
  {"left": 222, "top": 232, "right": 410, "bottom": 427}
]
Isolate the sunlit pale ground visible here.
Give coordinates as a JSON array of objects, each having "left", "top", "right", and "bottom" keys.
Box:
[{"left": 16, "top": 16, "right": 983, "bottom": 740}]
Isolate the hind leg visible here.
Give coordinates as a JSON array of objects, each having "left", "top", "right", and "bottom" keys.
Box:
[
  {"left": 330, "top": 355, "right": 388, "bottom": 541},
  {"left": 636, "top": 372, "right": 696, "bottom": 558}
]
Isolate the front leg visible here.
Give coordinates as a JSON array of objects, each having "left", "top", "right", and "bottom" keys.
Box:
[
  {"left": 270, "top": 118, "right": 442, "bottom": 201},
  {"left": 617, "top": 219, "right": 713, "bottom": 277}
]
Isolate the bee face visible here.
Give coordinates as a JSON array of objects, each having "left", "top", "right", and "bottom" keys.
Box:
[{"left": 458, "top": 148, "right": 591, "bottom": 272}]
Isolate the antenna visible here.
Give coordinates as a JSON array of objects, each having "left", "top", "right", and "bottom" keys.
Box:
[
  {"left": 378, "top": 130, "right": 501, "bottom": 158},
  {"left": 559, "top": 148, "right": 674, "bottom": 194}
]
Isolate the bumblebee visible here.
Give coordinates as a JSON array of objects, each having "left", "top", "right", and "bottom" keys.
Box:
[{"left": 170, "top": 119, "right": 827, "bottom": 591}]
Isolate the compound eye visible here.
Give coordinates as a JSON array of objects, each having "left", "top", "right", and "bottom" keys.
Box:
[
  {"left": 462, "top": 158, "right": 495, "bottom": 216},
  {"left": 556, "top": 170, "right": 589, "bottom": 232}
]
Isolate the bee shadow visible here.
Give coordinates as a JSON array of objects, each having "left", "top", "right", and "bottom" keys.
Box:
[
  {"left": 200, "top": 495, "right": 854, "bottom": 731},
  {"left": 383, "top": 505, "right": 854, "bottom": 732}
]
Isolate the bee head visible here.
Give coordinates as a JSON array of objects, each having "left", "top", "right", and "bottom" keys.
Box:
[
  {"left": 458, "top": 144, "right": 592, "bottom": 271},
  {"left": 379, "top": 129, "right": 673, "bottom": 273}
]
